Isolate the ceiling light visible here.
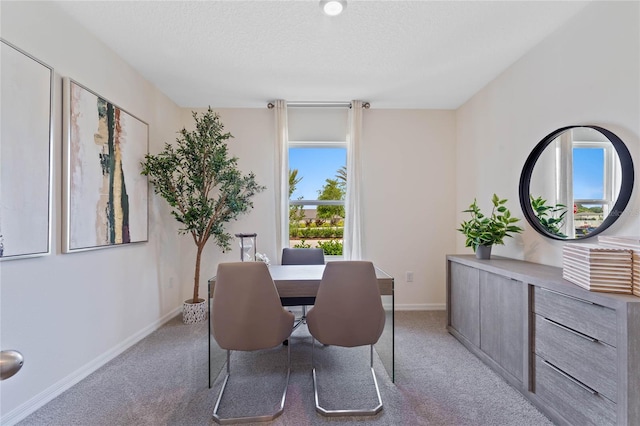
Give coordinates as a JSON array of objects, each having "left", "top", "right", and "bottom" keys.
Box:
[{"left": 320, "top": 0, "right": 346, "bottom": 16}]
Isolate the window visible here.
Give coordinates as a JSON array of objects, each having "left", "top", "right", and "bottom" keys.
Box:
[
  {"left": 286, "top": 107, "right": 348, "bottom": 255},
  {"left": 572, "top": 141, "right": 616, "bottom": 236},
  {"left": 554, "top": 128, "right": 621, "bottom": 238}
]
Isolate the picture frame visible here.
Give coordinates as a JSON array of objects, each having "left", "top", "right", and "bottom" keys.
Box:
[
  {"left": 63, "top": 78, "right": 149, "bottom": 253},
  {"left": 0, "top": 39, "right": 54, "bottom": 260}
]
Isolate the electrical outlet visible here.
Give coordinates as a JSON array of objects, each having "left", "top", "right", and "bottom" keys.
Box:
[{"left": 406, "top": 271, "right": 414, "bottom": 283}]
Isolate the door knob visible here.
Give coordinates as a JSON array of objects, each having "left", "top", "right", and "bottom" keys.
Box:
[{"left": 0, "top": 350, "right": 24, "bottom": 380}]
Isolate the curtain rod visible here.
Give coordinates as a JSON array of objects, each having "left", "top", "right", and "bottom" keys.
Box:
[{"left": 267, "top": 101, "right": 370, "bottom": 109}]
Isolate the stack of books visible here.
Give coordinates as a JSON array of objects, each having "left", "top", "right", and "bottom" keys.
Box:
[
  {"left": 562, "top": 243, "right": 633, "bottom": 294},
  {"left": 598, "top": 236, "right": 640, "bottom": 297}
]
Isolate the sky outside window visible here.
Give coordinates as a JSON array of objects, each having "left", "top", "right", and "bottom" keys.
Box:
[
  {"left": 289, "top": 147, "right": 346, "bottom": 200},
  {"left": 573, "top": 147, "right": 604, "bottom": 199}
]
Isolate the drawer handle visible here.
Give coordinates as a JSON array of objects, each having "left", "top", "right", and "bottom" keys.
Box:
[
  {"left": 539, "top": 287, "right": 595, "bottom": 305},
  {"left": 542, "top": 317, "right": 598, "bottom": 343},
  {"left": 542, "top": 360, "right": 598, "bottom": 395}
]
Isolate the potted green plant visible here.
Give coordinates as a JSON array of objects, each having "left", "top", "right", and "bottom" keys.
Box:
[
  {"left": 530, "top": 195, "right": 567, "bottom": 238},
  {"left": 458, "top": 194, "right": 523, "bottom": 259},
  {"left": 141, "top": 108, "right": 265, "bottom": 323}
]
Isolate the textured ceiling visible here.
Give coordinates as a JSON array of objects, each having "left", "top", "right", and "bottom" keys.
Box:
[{"left": 52, "top": 1, "right": 591, "bottom": 109}]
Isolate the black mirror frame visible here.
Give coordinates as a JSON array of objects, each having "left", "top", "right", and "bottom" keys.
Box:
[{"left": 519, "top": 125, "right": 635, "bottom": 240}]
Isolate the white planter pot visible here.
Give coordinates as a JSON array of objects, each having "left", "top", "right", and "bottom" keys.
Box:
[{"left": 183, "top": 299, "right": 207, "bottom": 324}]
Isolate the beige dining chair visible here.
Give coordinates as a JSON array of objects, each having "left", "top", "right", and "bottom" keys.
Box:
[
  {"left": 305, "top": 261, "right": 385, "bottom": 416},
  {"left": 211, "top": 262, "right": 295, "bottom": 424}
]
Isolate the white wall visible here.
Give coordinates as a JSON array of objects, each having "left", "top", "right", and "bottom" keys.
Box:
[
  {"left": 362, "top": 109, "right": 457, "bottom": 308},
  {"left": 0, "top": 2, "right": 185, "bottom": 422},
  {"left": 455, "top": 1, "right": 640, "bottom": 266}
]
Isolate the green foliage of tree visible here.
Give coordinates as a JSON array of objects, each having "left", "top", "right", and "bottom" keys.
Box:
[
  {"left": 288, "top": 169, "right": 306, "bottom": 223},
  {"left": 530, "top": 195, "right": 567, "bottom": 238},
  {"left": 289, "top": 203, "right": 305, "bottom": 223},
  {"left": 317, "top": 178, "right": 345, "bottom": 219},
  {"left": 317, "top": 239, "right": 343, "bottom": 255},
  {"left": 289, "top": 169, "right": 302, "bottom": 197},
  {"left": 458, "top": 194, "right": 523, "bottom": 251},
  {"left": 336, "top": 165, "right": 347, "bottom": 191},
  {"left": 293, "top": 240, "right": 311, "bottom": 248},
  {"left": 141, "top": 108, "right": 265, "bottom": 303},
  {"left": 576, "top": 204, "right": 603, "bottom": 214}
]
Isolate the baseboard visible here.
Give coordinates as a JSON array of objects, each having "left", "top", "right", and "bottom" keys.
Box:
[
  {"left": 1, "top": 306, "right": 182, "bottom": 426},
  {"left": 384, "top": 303, "right": 446, "bottom": 311}
]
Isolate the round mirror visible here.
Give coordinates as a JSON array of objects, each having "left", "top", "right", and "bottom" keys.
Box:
[{"left": 519, "top": 125, "right": 634, "bottom": 240}]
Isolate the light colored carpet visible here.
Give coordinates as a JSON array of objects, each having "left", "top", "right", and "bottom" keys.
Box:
[{"left": 18, "top": 311, "right": 553, "bottom": 425}]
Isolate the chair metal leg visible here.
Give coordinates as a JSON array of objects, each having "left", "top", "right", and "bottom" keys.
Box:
[
  {"left": 311, "top": 342, "right": 383, "bottom": 417},
  {"left": 285, "top": 307, "right": 306, "bottom": 345},
  {"left": 290, "top": 306, "right": 308, "bottom": 332},
  {"left": 213, "top": 344, "right": 291, "bottom": 424},
  {"left": 285, "top": 306, "right": 310, "bottom": 345}
]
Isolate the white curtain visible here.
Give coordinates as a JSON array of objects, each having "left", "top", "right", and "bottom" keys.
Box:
[
  {"left": 274, "top": 100, "right": 289, "bottom": 264},
  {"left": 343, "top": 100, "right": 363, "bottom": 260}
]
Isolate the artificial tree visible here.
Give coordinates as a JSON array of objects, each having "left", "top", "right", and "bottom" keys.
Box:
[{"left": 141, "top": 108, "right": 264, "bottom": 321}]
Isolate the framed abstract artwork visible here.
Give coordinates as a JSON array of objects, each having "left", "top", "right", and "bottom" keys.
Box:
[
  {"left": 0, "top": 39, "right": 54, "bottom": 260},
  {"left": 63, "top": 78, "right": 149, "bottom": 252}
]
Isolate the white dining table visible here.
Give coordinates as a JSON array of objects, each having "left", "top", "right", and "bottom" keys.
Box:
[{"left": 209, "top": 264, "right": 393, "bottom": 297}]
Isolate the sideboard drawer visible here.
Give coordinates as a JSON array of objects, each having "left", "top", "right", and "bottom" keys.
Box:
[
  {"left": 533, "top": 287, "right": 617, "bottom": 346},
  {"left": 534, "top": 314, "right": 617, "bottom": 402},
  {"left": 535, "top": 355, "right": 616, "bottom": 426}
]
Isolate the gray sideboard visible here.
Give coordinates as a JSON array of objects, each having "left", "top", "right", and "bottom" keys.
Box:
[{"left": 446, "top": 255, "right": 640, "bottom": 426}]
